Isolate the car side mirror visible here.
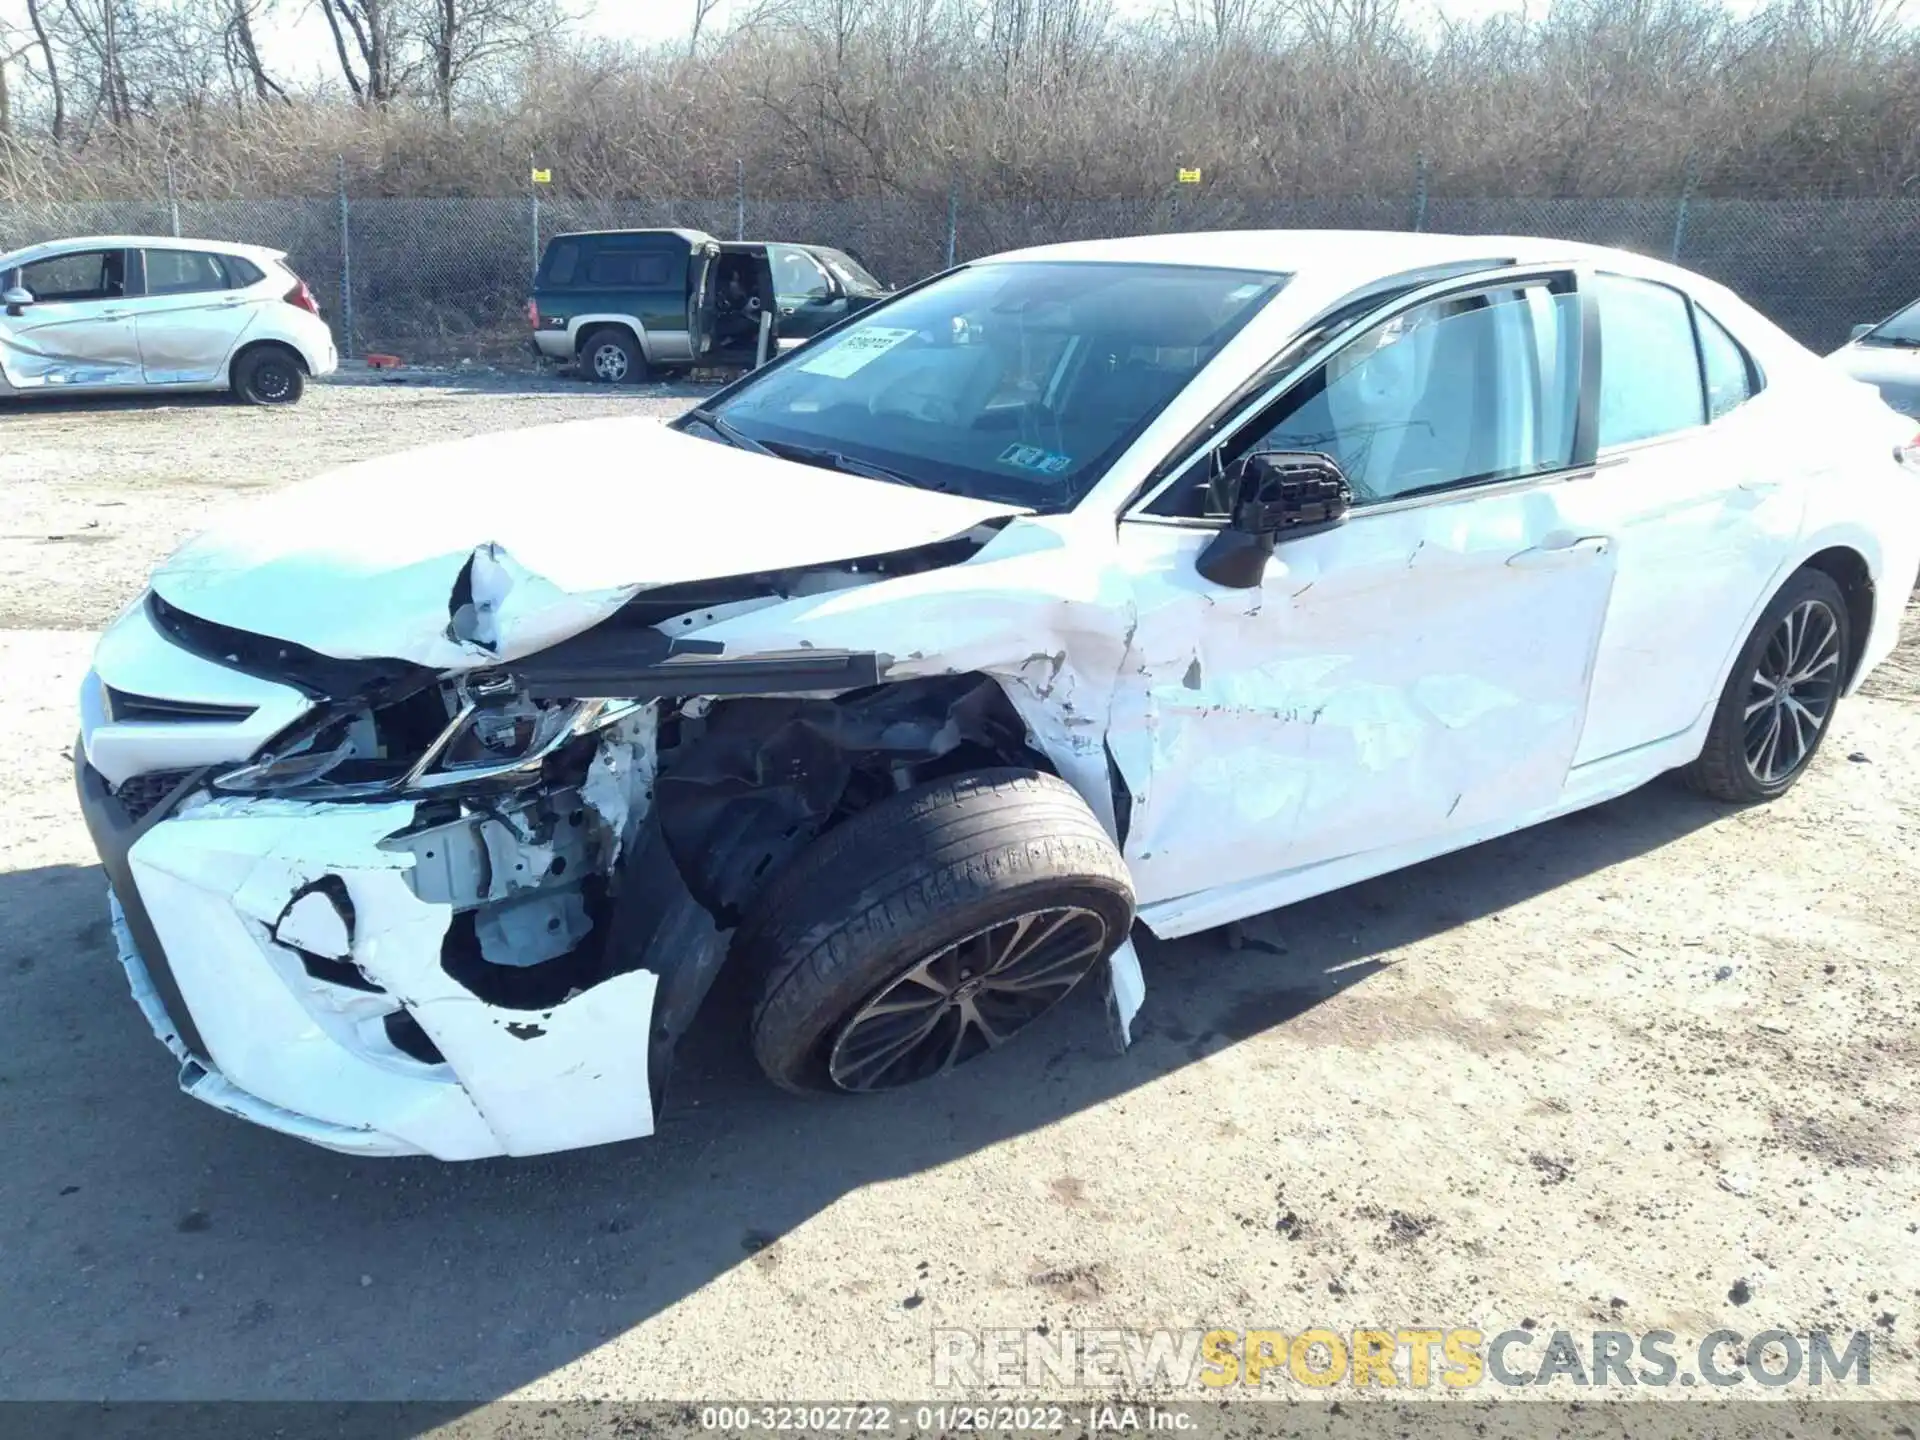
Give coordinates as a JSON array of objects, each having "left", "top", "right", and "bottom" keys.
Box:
[
  {"left": 1196, "top": 451, "right": 1353, "bottom": 589},
  {"left": 3, "top": 286, "right": 32, "bottom": 316},
  {"left": 1850, "top": 322, "right": 1874, "bottom": 342}
]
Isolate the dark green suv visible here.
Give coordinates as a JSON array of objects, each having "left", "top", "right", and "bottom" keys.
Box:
[{"left": 529, "top": 227, "right": 891, "bottom": 382}]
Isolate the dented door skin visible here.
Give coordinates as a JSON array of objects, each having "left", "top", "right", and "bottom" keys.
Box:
[
  {"left": 1111, "top": 490, "right": 1615, "bottom": 911},
  {"left": 1108, "top": 273, "right": 1616, "bottom": 912},
  {"left": 0, "top": 248, "right": 142, "bottom": 390}
]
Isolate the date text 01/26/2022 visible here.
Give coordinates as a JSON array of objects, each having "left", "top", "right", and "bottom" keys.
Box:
[{"left": 700, "top": 1406, "right": 1194, "bottom": 1432}]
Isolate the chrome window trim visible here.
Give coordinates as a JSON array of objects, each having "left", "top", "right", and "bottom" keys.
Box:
[
  {"left": 1126, "top": 262, "right": 1587, "bottom": 522},
  {"left": 1120, "top": 460, "right": 1606, "bottom": 535}
]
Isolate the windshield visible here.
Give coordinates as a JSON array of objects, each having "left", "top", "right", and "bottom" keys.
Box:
[
  {"left": 1864, "top": 296, "right": 1920, "bottom": 346},
  {"left": 813, "top": 248, "right": 884, "bottom": 292},
  {"left": 695, "top": 261, "right": 1288, "bottom": 509}
]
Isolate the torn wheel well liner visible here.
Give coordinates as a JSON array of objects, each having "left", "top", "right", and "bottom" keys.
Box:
[{"left": 652, "top": 673, "right": 1055, "bottom": 930}]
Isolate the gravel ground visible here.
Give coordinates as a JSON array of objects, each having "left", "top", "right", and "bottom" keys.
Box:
[
  {"left": 0, "top": 377, "right": 1914, "bottom": 1406},
  {"left": 0, "top": 369, "right": 702, "bottom": 633}
]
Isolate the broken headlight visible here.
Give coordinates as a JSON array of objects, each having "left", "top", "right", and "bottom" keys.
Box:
[{"left": 213, "top": 674, "right": 636, "bottom": 799}]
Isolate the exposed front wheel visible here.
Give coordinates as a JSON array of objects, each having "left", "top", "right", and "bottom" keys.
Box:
[
  {"left": 1684, "top": 567, "right": 1850, "bottom": 802},
  {"left": 737, "top": 769, "right": 1135, "bottom": 1094}
]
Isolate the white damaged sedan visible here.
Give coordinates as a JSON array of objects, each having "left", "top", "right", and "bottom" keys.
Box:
[{"left": 77, "top": 231, "right": 1920, "bottom": 1159}]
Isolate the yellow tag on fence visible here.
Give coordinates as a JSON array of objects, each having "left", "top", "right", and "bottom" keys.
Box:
[
  {"left": 531, "top": 168, "right": 552, "bottom": 184},
  {"left": 1177, "top": 168, "right": 1202, "bottom": 184}
]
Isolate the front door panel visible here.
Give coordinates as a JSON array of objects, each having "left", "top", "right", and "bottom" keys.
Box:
[
  {"left": 1109, "top": 483, "right": 1615, "bottom": 912},
  {"left": 0, "top": 301, "right": 142, "bottom": 388}
]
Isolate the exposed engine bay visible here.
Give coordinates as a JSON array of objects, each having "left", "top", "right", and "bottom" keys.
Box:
[{"left": 81, "top": 515, "right": 1104, "bottom": 1158}]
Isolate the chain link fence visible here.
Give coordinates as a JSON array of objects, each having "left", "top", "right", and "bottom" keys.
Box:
[{"left": 4, "top": 181, "right": 1917, "bottom": 363}]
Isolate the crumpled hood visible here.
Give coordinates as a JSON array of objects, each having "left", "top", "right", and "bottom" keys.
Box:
[{"left": 151, "top": 415, "right": 1027, "bottom": 669}]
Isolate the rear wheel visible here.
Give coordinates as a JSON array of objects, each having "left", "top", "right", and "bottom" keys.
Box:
[
  {"left": 1684, "top": 567, "right": 1850, "bottom": 802},
  {"left": 738, "top": 769, "right": 1134, "bottom": 1095},
  {"left": 580, "top": 327, "right": 646, "bottom": 384},
  {"left": 231, "top": 346, "right": 305, "bottom": 406}
]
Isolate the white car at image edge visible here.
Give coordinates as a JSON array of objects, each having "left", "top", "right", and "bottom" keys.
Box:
[
  {"left": 1, "top": 234, "right": 338, "bottom": 404},
  {"left": 74, "top": 230, "right": 1920, "bottom": 1159}
]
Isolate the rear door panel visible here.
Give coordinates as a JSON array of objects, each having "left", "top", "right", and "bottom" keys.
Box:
[{"left": 129, "top": 250, "right": 264, "bottom": 383}]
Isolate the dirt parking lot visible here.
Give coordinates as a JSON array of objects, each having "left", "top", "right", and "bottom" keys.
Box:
[{"left": 0, "top": 377, "right": 1915, "bottom": 1406}]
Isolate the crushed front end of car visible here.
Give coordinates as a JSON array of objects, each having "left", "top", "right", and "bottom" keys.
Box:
[{"left": 74, "top": 417, "right": 1144, "bottom": 1158}]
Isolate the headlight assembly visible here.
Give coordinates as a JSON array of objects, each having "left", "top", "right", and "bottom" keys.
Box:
[{"left": 213, "top": 674, "right": 638, "bottom": 800}]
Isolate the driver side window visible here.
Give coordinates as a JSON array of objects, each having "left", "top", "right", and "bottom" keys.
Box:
[
  {"left": 1150, "top": 281, "right": 1581, "bottom": 516},
  {"left": 772, "top": 246, "right": 832, "bottom": 299},
  {"left": 19, "top": 249, "right": 126, "bottom": 303}
]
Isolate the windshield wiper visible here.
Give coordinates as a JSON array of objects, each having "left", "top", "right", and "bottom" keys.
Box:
[
  {"left": 1862, "top": 334, "right": 1920, "bottom": 349},
  {"left": 757, "top": 439, "right": 950, "bottom": 492},
  {"left": 685, "top": 407, "right": 775, "bottom": 455}
]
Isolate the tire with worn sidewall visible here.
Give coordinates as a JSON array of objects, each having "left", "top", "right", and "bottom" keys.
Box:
[
  {"left": 739, "top": 768, "right": 1135, "bottom": 1094},
  {"left": 1682, "top": 566, "right": 1850, "bottom": 803},
  {"left": 231, "top": 346, "right": 305, "bottom": 406}
]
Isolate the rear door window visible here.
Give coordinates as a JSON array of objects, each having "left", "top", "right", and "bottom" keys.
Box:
[
  {"left": 143, "top": 249, "right": 234, "bottom": 296},
  {"left": 1595, "top": 274, "right": 1706, "bottom": 446},
  {"left": 1695, "top": 306, "right": 1757, "bottom": 420}
]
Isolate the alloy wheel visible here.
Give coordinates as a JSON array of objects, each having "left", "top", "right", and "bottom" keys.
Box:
[
  {"left": 826, "top": 907, "right": 1110, "bottom": 1092},
  {"left": 1744, "top": 598, "right": 1841, "bottom": 784},
  {"left": 591, "top": 343, "right": 629, "bottom": 381}
]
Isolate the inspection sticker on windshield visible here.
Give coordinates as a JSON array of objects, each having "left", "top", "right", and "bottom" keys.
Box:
[
  {"left": 998, "top": 443, "right": 1074, "bottom": 475},
  {"left": 798, "top": 326, "right": 918, "bottom": 378}
]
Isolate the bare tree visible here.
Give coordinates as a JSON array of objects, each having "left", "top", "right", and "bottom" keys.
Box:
[
  {"left": 422, "top": 0, "right": 562, "bottom": 119},
  {"left": 318, "top": 0, "right": 401, "bottom": 104},
  {"left": 24, "top": 0, "right": 64, "bottom": 142},
  {"left": 0, "top": 31, "right": 24, "bottom": 134},
  {"left": 61, "top": 0, "right": 137, "bottom": 129},
  {"left": 689, "top": 0, "right": 725, "bottom": 54},
  {"left": 220, "top": 0, "right": 286, "bottom": 104}
]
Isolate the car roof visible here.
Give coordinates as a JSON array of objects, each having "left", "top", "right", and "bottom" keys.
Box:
[
  {"left": 547, "top": 227, "right": 712, "bottom": 246},
  {"left": 982, "top": 228, "right": 1688, "bottom": 289},
  {"left": 0, "top": 235, "right": 288, "bottom": 269}
]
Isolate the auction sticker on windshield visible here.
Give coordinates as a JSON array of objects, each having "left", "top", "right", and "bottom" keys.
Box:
[{"left": 799, "top": 326, "right": 919, "bottom": 379}]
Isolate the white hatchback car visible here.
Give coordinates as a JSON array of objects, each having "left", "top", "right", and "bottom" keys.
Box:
[
  {"left": 76, "top": 231, "right": 1920, "bottom": 1159},
  {"left": 1, "top": 235, "right": 337, "bottom": 404}
]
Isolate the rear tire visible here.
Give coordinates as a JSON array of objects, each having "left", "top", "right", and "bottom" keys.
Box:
[
  {"left": 579, "top": 327, "right": 646, "bottom": 384},
  {"left": 738, "top": 769, "right": 1135, "bottom": 1095},
  {"left": 231, "top": 346, "right": 305, "bottom": 406},
  {"left": 1683, "top": 567, "right": 1850, "bottom": 803}
]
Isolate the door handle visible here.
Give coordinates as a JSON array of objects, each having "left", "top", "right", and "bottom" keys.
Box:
[
  {"left": 1507, "top": 535, "right": 1611, "bottom": 569},
  {"left": 102, "top": 309, "right": 129, "bottom": 319},
  {"left": 1737, "top": 478, "right": 1781, "bottom": 495}
]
